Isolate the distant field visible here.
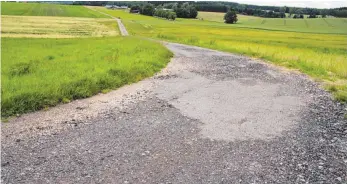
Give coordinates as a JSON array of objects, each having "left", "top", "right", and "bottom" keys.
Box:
[
  {"left": 1, "top": 2, "right": 108, "bottom": 18},
  {"left": 2, "top": 37, "right": 172, "bottom": 117},
  {"left": 198, "top": 11, "right": 260, "bottom": 22},
  {"left": 1, "top": 15, "right": 118, "bottom": 38},
  {"left": 83, "top": 8, "right": 347, "bottom": 102},
  {"left": 197, "top": 11, "right": 347, "bottom": 34}
]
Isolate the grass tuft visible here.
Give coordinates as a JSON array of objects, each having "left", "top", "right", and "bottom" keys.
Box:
[{"left": 9, "top": 62, "right": 33, "bottom": 77}]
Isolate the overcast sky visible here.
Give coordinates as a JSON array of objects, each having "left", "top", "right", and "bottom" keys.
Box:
[{"left": 231, "top": 0, "right": 347, "bottom": 9}]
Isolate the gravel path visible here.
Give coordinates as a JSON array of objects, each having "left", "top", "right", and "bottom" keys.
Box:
[
  {"left": 86, "top": 7, "right": 129, "bottom": 36},
  {"left": 2, "top": 43, "right": 347, "bottom": 183},
  {"left": 115, "top": 19, "right": 129, "bottom": 36}
]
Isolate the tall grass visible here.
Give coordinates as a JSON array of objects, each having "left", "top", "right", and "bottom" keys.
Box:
[
  {"left": 1, "top": 2, "right": 108, "bottom": 18},
  {"left": 1, "top": 37, "right": 173, "bottom": 117},
  {"left": 78, "top": 8, "right": 347, "bottom": 101}
]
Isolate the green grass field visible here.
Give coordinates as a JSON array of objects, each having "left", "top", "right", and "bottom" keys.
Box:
[
  {"left": 1, "top": 2, "right": 108, "bottom": 18},
  {"left": 2, "top": 37, "right": 172, "bottom": 117},
  {"left": 83, "top": 8, "right": 347, "bottom": 102},
  {"left": 197, "top": 11, "right": 347, "bottom": 34},
  {"left": 198, "top": 11, "right": 260, "bottom": 22}
]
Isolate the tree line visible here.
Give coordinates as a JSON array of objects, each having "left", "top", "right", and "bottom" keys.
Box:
[
  {"left": 130, "top": 2, "right": 197, "bottom": 19},
  {"left": 70, "top": 1, "right": 347, "bottom": 18}
]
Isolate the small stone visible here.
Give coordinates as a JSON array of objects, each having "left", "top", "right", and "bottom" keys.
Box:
[
  {"left": 1, "top": 162, "right": 10, "bottom": 167},
  {"left": 336, "top": 177, "right": 342, "bottom": 182}
]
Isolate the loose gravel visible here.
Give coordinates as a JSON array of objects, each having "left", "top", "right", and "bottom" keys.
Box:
[{"left": 2, "top": 42, "right": 346, "bottom": 183}]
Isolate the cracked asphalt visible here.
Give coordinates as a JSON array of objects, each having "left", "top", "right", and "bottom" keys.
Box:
[{"left": 2, "top": 42, "right": 347, "bottom": 183}]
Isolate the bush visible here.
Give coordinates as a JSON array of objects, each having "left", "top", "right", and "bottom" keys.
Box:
[
  {"left": 308, "top": 14, "right": 317, "bottom": 18},
  {"left": 140, "top": 4, "right": 155, "bottom": 16},
  {"left": 168, "top": 12, "right": 177, "bottom": 20},
  {"left": 224, "top": 10, "right": 238, "bottom": 24},
  {"left": 293, "top": 14, "right": 304, "bottom": 19},
  {"left": 130, "top": 5, "right": 140, "bottom": 11},
  {"left": 154, "top": 9, "right": 177, "bottom": 20}
]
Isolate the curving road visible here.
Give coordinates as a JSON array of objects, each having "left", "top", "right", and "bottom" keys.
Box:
[{"left": 2, "top": 42, "right": 347, "bottom": 183}]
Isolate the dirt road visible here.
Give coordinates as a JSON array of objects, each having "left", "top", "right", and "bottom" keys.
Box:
[
  {"left": 2, "top": 43, "right": 346, "bottom": 183},
  {"left": 86, "top": 7, "right": 129, "bottom": 36}
]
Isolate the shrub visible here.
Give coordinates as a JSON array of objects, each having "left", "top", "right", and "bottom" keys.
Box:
[
  {"left": 130, "top": 5, "right": 140, "bottom": 11},
  {"left": 168, "top": 12, "right": 177, "bottom": 20},
  {"left": 9, "top": 62, "right": 33, "bottom": 77},
  {"left": 308, "top": 14, "right": 317, "bottom": 18},
  {"left": 293, "top": 14, "right": 304, "bottom": 19},
  {"left": 154, "top": 9, "right": 176, "bottom": 20},
  {"left": 224, "top": 10, "right": 238, "bottom": 24}
]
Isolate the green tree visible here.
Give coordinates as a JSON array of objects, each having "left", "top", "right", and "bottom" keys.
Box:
[
  {"left": 189, "top": 5, "right": 198, "bottom": 18},
  {"left": 289, "top": 7, "right": 296, "bottom": 17},
  {"left": 224, "top": 9, "right": 238, "bottom": 24},
  {"left": 140, "top": 4, "right": 155, "bottom": 16},
  {"left": 279, "top": 6, "right": 286, "bottom": 13}
]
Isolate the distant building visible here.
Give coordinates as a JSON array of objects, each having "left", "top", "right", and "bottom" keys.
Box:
[
  {"left": 105, "top": 5, "right": 128, "bottom": 10},
  {"left": 105, "top": 5, "right": 113, "bottom": 9},
  {"left": 130, "top": 9, "right": 140, "bottom": 14}
]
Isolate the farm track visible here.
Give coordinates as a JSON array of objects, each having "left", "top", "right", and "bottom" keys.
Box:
[
  {"left": 2, "top": 42, "right": 347, "bottom": 183},
  {"left": 86, "top": 6, "right": 129, "bottom": 36}
]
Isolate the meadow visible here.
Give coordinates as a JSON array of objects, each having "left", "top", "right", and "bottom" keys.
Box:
[
  {"left": 81, "top": 7, "right": 347, "bottom": 102},
  {"left": 1, "top": 2, "right": 107, "bottom": 18},
  {"left": 1, "top": 15, "right": 118, "bottom": 38},
  {"left": 197, "top": 11, "right": 347, "bottom": 34},
  {"left": 2, "top": 37, "right": 172, "bottom": 117}
]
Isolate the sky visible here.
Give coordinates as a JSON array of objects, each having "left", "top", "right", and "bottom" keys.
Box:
[{"left": 231, "top": 0, "right": 347, "bottom": 9}]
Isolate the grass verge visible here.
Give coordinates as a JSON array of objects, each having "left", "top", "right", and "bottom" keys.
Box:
[{"left": 1, "top": 37, "right": 173, "bottom": 117}]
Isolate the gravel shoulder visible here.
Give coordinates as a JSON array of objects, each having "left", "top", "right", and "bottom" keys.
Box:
[{"left": 2, "top": 42, "right": 347, "bottom": 183}]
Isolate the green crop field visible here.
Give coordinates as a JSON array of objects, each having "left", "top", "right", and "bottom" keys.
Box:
[
  {"left": 2, "top": 37, "right": 172, "bottom": 117},
  {"left": 85, "top": 7, "right": 347, "bottom": 102},
  {"left": 197, "top": 11, "right": 347, "bottom": 34},
  {"left": 1, "top": 2, "right": 108, "bottom": 18}
]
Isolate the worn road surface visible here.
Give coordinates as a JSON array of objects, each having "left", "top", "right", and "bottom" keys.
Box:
[{"left": 2, "top": 43, "right": 347, "bottom": 183}]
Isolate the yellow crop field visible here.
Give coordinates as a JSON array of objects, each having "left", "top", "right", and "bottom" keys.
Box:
[{"left": 1, "top": 15, "right": 119, "bottom": 38}]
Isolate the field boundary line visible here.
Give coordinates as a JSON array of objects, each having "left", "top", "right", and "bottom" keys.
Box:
[
  {"left": 322, "top": 18, "right": 333, "bottom": 27},
  {"left": 304, "top": 19, "right": 309, "bottom": 28},
  {"left": 86, "top": 6, "right": 129, "bottom": 36}
]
